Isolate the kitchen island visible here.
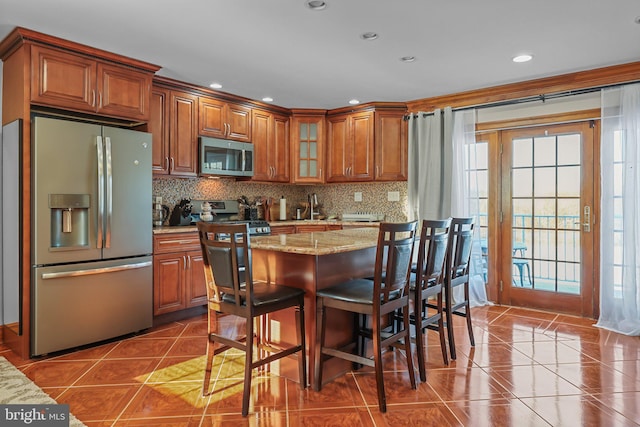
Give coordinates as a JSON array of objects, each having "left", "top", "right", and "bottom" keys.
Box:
[{"left": 250, "top": 227, "right": 380, "bottom": 387}]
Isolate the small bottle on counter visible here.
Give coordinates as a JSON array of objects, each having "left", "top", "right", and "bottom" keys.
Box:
[{"left": 279, "top": 195, "right": 287, "bottom": 220}]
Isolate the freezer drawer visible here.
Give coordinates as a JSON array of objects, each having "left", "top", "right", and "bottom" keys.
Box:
[{"left": 32, "top": 256, "right": 152, "bottom": 356}]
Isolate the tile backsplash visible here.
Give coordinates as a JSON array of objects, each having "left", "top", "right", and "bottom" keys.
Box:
[{"left": 153, "top": 177, "right": 408, "bottom": 222}]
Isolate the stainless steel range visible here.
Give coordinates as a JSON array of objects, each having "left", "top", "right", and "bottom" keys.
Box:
[{"left": 190, "top": 199, "right": 271, "bottom": 236}]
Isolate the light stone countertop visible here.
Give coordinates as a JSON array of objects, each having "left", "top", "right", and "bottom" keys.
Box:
[{"left": 250, "top": 227, "right": 379, "bottom": 255}]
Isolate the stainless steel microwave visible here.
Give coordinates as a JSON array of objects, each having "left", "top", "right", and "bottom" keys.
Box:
[{"left": 199, "top": 136, "right": 254, "bottom": 177}]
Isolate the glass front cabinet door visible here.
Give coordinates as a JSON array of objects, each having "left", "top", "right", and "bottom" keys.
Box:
[{"left": 291, "top": 111, "right": 326, "bottom": 184}]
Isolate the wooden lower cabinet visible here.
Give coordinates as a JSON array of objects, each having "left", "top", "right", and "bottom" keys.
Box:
[
  {"left": 270, "top": 223, "right": 341, "bottom": 234},
  {"left": 153, "top": 233, "right": 206, "bottom": 315}
]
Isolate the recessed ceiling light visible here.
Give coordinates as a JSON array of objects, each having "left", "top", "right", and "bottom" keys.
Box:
[
  {"left": 512, "top": 54, "right": 533, "bottom": 63},
  {"left": 400, "top": 56, "right": 416, "bottom": 63},
  {"left": 209, "top": 82, "right": 222, "bottom": 89},
  {"left": 635, "top": 16, "right": 640, "bottom": 24},
  {"left": 306, "top": 0, "right": 326, "bottom": 11},
  {"left": 360, "top": 32, "right": 378, "bottom": 41},
  {"left": 348, "top": 99, "right": 360, "bottom": 105},
  {"left": 262, "top": 97, "right": 274, "bottom": 102}
]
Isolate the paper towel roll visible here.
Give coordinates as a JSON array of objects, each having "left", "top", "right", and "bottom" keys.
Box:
[{"left": 279, "top": 196, "right": 287, "bottom": 220}]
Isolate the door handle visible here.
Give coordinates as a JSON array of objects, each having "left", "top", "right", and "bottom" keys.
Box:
[{"left": 574, "top": 205, "right": 591, "bottom": 232}]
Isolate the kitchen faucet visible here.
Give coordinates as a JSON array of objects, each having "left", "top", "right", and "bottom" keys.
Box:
[{"left": 308, "top": 193, "right": 319, "bottom": 220}]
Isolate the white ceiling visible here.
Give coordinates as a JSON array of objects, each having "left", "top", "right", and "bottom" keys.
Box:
[{"left": 0, "top": 0, "right": 638, "bottom": 110}]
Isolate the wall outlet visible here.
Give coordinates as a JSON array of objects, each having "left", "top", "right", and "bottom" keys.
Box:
[
  {"left": 388, "top": 191, "right": 400, "bottom": 202},
  {"left": 354, "top": 192, "right": 363, "bottom": 202}
]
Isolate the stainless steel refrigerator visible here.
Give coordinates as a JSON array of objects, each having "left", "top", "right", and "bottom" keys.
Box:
[{"left": 31, "top": 116, "right": 153, "bottom": 356}]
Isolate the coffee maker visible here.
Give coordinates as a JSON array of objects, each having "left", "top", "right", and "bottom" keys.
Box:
[{"left": 152, "top": 196, "right": 169, "bottom": 226}]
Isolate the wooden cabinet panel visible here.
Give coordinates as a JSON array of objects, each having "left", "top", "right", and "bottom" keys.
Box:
[
  {"left": 153, "top": 234, "right": 206, "bottom": 316},
  {"left": 375, "top": 112, "right": 407, "bottom": 181},
  {"left": 270, "top": 225, "right": 296, "bottom": 235},
  {"left": 169, "top": 90, "right": 198, "bottom": 177},
  {"left": 199, "top": 97, "right": 251, "bottom": 142},
  {"left": 153, "top": 253, "right": 186, "bottom": 315},
  {"left": 30, "top": 45, "right": 152, "bottom": 121},
  {"left": 326, "top": 111, "right": 373, "bottom": 182},
  {"left": 31, "top": 45, "right": 95, "bottom": 111},
  {"left": 97, "top": 62, "right": 151, "bottom": 121},
  {"left": 186, "top": 251, "right": 207, "bottom": 307},
  {"left": 291, "top": 114, "right": 325, "bottom": 184},
  {"left": 149, "top": 88, "right": 170, "bottom": 174},
  {"left": 251, "top": 108, "right": 290, "bottom": 182}
]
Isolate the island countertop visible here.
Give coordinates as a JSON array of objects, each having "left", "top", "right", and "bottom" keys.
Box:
[{"left": 251, "top": 227, "right": 379, "bottom": 255}]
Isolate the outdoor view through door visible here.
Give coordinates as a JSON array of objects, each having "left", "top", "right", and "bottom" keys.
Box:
[{"left": 497, "top": 122, "right": 596, "bottom": 316}]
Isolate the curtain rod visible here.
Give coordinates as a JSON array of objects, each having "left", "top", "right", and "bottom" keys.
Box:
[{"left": 403, "top": 81, "right": 638, "bottom": 120}]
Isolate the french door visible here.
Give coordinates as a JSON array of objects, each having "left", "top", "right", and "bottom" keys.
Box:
[{"left": 498, "top": 121, "right": 597, "bottom": 316}]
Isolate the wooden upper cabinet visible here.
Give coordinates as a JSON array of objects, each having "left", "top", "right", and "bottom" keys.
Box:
[
  {"left": 198, "top": 96, "right": 251, "bottom": 142},
  {"left": 169, "top": 90, "right": 199, "bottom": 177},
  {"left": 291, "top": 112, "right": 326, "bottom": 184},
  {"left": 30, "top": 44, "right": 152, "bottom": 121},
  {"left": 251, "top": 108, "right": 290, "bottom": 182},
  {"left": 375, "top": 111, "right": 408, "bottom": 181},
  {"left": 149, "top": 87, "right": 170, "bottom": 174},
  {"left": 148, "top": 85, "right": 198, "bottom": 177},
  {"left": 326, "top": 110, "right": 374, "bottom": 182}
]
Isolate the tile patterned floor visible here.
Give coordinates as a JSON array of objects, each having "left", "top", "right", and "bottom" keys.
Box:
[{"left": 2, "top": 305, "right": 640, "bottom": 426}]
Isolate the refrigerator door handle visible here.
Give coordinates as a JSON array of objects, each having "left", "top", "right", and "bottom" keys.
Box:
[
  {"left": 105, "top": 136, "right": 113, "bottom": 248},
  {"left": 96, "top": 136, "right": 105, "bottom": 249},
  {"left": 40, "top": 261, "right": 152, "bottom": 280}
]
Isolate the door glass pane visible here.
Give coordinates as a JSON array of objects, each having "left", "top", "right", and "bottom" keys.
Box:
[
  {"left": 534, "top": 168, "right": 555, "bottom": 197},
  {"left": 310, "top": 142, "right": 317, "bottom": 158},
  {"left": 512, "top": 169, "right": 532, "bottom": 197},
  {"left": 513, "top": 138, "right": 533, "bottom": 167},
  {"left": 558, "top": 134, "right": 580, "bottom": 165},
  {"left": 309, "top": 123, "right": 317, "bottom": 140},
  {"left": 534, "top": 136, "right": 556, "bottom": 166},
  {"left": 300, "top": 161, "right": 307, "bottom": 176},
  {"left": 300, "top": 142, "right": 308, "bottom": 158},
  {"left": 300, "top": 123, "right": 308, "bottom": 139},
  {"left": 557, "top": 166, "right": 580, "bottom": 196},
  {"left": 309, "top": 160, "right": 317, "bottom": 176},
  {"left": 534, "top": 198, "right": 556, "bottom": 228}
]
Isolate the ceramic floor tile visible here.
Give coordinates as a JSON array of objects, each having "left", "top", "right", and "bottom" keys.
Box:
[
  {"left": 368, "top": 402, "right": 462, "bottom": 426},
  {"left": 203, "top": 376, "right": 288, "bottom": 415},
  {"left": 56, "top": 384, "right": 142, "bottom": 423},
  {"left": 591, "top": 391, "right": 640, "bottom": 425},
  {"left": 20, "top": 360, "right": 96, "bottom": 387},
  {"left": 352, "top": 370, "right": 441, "bottom": 407},
  {"left": 424, "top": 367, "right": 511, "bottom": 401},
  {"left": 465, "top": 342, "right": 535, "bottom": 368},
  {"left": 488, "top": 365, "right": 583, "bottom": 398},
  {"left": 511, "top": 340, "right": 597, "bottom": 365},
  {"left": 520, "top": 394, "right": 639, "bottom": 427},
  {"left": 287, "top": 373, "right": 366, "bottom": 410},
  {"left": 74, "top": 358, "right": 161, "bottom": 386},
  {"left": 446, "top": 398, "right": 551, "bottom": 427},
  {"left": 545, "top": 361, "right": 640, "bottom": 394},
  {"left": 5, "top": 306, "right": 640, "bottom": 423}
]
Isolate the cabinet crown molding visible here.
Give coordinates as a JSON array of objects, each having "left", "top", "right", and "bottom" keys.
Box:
[{"left": 0, "top": 26, "right": 161, "bottom": 73}]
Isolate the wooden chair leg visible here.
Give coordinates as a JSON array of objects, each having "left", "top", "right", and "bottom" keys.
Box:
[
  {"left": 437, "top": 293, "right": 449, "bottom": 366},
  {"left": 202, "top": 338, "right": 215, "bottom": 396},
  {"left": 313, "top": 297, "right": 326, "bottom": 392},
  {"left": 242, "top": 316, "right": 254, "bottom": 417},
  {"left": 413, "top": 303, "right": 427, "bottom": 382},
  {"left": 402, "top": 305, "right": 417, "bottom": 390},
  {"left": 372, "top": 315, "right": 386, "bottom": 412},
  {"left": 464, "top": 284, "right": 475, "bottom": 347},
  {"left": 445, "top": 286, "right": 457, "bottom": 360},
  {"left": 296, "top": 303, "right": 307, "bottom": 389}
]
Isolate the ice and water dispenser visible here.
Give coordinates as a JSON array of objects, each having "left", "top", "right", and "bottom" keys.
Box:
[{"left": 49, "top": 194, "right": 90, "bottom": 249}]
